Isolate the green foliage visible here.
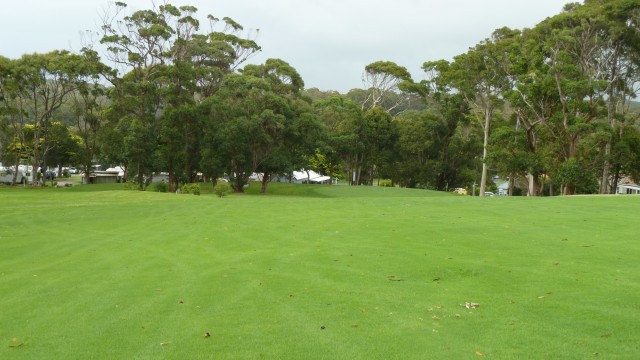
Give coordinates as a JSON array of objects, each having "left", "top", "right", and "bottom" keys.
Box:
[
  {"left": 152, "top": 181, "right": 169, "bottom": 193},
  {"left": 555, "top": 159, "right": 598, "bottom": 194},
  {"left": 200, "top": 70, "right": 323, "bottom": 194},
  {"left": 3, "top": 0, "right": 640, "bottom": 198},
  {"left": 213, "top": 181, "right": 232, "bottom": 197},
  {"left": 123, "top": 181, "right": 139, "bottom": 190},
  {"left": 181, "top": 183, "right": 201, "bottom": 195},
  {"left": 379, "top": 179, "right": 392, "bottom": 187}
]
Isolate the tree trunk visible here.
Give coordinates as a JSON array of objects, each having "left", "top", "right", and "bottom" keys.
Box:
[
  {"left": 137, "top": 165, "right": 145, "bottom": 190},
  {"left": 11, "top": 154, "right": 20, "bottom": 186},
  {"left": 600, "top": 142, "right": 611, "bottom": 194},
  {"left": 563, "top": 184, "right": 576, "bottom": 196},
  {"left": 32, "top": 155, "right": 39, "bottom": 187},
  {"left": 611, "top": 165, "right": 621, "bottom": 194},
  {"left": 527, "top": 174, "right": 535, "bottom": 196},
  {"left": 169, "top": 171, "right": 177, "bottom": 193},
  {"left": 508, "top": 176, "right": 515, "bottom": 196},
  {"left": 479, "top": 108, "right": 491, "bottom": 196},
  {"left": 527, "top": 174, "right": 542, "bottom": 196},
  {"left": 261, "top": 172, "right": 270, "bottom": 194},
  {"left": 84, "top": 161, "right": 92, "bottom": 185}
]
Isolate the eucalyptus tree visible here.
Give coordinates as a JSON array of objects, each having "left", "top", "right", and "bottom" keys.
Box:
[
  {"left": 70, "top": 81, "right": 110, "bottom": 183},
  {"left": 361, "top": 61, "right": 414, "bottom": 113},
  {"left": 516, "top": 3, "right": 631, "bottom": 195},
  {"left": 418, "top": 60, "right": 476, "bottom": 191},
  {"left": 499, "top": 26, "right": 557, "bottom": 196},
  {"left": 589, "top": 0, "right": 640, "bottom": 193},
  {"left": 0, "top": 55, "right": 24, "bottom": 185},
  {"left": 445, "top": 28, "right": 517, "bottom": 196},
  {"left": 611, "top": 122, "right": 640, "bottom": 185},
  {"left": 313, "top": 96, "right": 364, "bottom": 185},
  {"left": 361, "top": 106, "right": 397, "bottom": 185},
  {"left": 242, "top": 58, "right": 323, "bottom": 193},
  {"left": 490, "top": 0, "right": 640, "bottom": 195},
  {"left": 201, "top": 59, "right": 319, "bottom": 193},
  {"left": 45, "top": 122, "right": 81, "bottom": 178},
  {"left": 8, "top": 50, "right": 103, "bottom": 186},
  {"left": 99, "top": 1, "right": 260, "bottom": 190},
  {"left": 393, "top": 110, "right": 446, "bottom": 188}
]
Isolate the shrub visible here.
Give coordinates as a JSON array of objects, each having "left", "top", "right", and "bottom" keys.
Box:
[
  {"left": 124, "top": 182, "right": 139, "bottom": 190},
  {"left": 181, "top": 183, "right": 201, "bottom": 195},
  {"left": 152, "top": 181, "right": 169, "bottom": 193},
  {"left": 379, "top": 179, "right": 392, "bottom": 187},
  {"left": 214, "top": 182, "right": 232, "bottom": 197}
]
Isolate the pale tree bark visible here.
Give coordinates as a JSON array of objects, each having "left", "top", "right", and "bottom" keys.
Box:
[{"left": 479, "top": 107, "right": 491, "bottom": 196}]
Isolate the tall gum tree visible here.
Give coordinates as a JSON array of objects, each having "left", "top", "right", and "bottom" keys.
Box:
[
  {"left": 445, "top": 30, "right": 514, "bottom": 196},
  {"left": 313, "top": 96, "right": 364, "bottom": 185},
  {"left": 502, "top": 27, "right": 555, "bottom": 196},
  {"left": 9, "top": 50, "right": 103, "bottom": 186},
  {"left": 540, "top": 5, "right": 612, "bottom": 195},
  {"left": 361, "top": 61, "right": 414, "bottom": 113},
  {"left": 201, "top": 59, "right": 317, "bottom": 193},
  {"left": 99, "top": 1, "right": 260, "bottom": 190},
  {"left": 589, "top": 0, "right": 640, "bottom": 193}
]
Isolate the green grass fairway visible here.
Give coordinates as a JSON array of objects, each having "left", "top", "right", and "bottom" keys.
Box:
[{"left": 1, "top": 184, "right": 639, "bottom": 359}]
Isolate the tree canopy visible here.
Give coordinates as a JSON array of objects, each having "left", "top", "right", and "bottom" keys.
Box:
[{"left": 1, "top": 0, "right": 639, "bottom": 196}]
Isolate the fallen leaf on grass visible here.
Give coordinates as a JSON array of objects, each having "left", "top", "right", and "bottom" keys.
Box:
[
  {"left": 475, "top": 350, "right": 486, "bottom": 356},
  {"left": 464, "top": 302, "right": 480, "bottom": 309},
  {"left": 160, "top": 341, "right": 170, "bottom": 346},
  {"left": 9, "top": 337, "right": 24, "bottom": 348},
  {"left": 204, "top": 332, "right": 211, "bottom": 338}
]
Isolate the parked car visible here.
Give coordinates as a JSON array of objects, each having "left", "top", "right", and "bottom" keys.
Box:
[
  {"left": 44, "top": 170, "right": 56, "bottom": 180},
  {"left": 484, "top": 192, "right": 495, "bottom": 197},
  {"left": 68, "top": 167, "right": 78, "bottom": 174}
]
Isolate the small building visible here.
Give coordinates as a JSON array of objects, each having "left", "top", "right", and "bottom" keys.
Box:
[
  {"left": 617, "top": 183, "right": 640, "bottom": 195},
  {"left": 150, "top": 173, "right": 169, "bottom": 183},
  {"left": 106, "top": 166, "right": 125, "bottom": 177},
  {"left": 497, "top": 182, "right": 510, "bottom": 196},
  {"left": 84, "top": 170, "right": 122, "bottom": 184}
]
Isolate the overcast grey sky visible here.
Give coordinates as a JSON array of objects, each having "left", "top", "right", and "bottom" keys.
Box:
[{"left": 0, "top": 0, "right": 572, "bottom": 93}]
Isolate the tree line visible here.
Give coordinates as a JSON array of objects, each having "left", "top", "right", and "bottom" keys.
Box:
[{"left": 1, "top": 0, "right": 640, "bottom": 195}]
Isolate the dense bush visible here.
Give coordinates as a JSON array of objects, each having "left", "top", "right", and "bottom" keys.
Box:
[
  {"left": 379, "top": 179, "right": 392, "bottom": 187},
  {"left": 182, "top": 183, "right": 201, "bottom": 195},
  {"left": 152, "top": 181, "right": 169, "bottom": 192},
  {"left": 214, "top": 182, "right": 232, "bottom": 197},
  {"left": 124, "top": 182, "right": 139, "bottom": 190}
]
